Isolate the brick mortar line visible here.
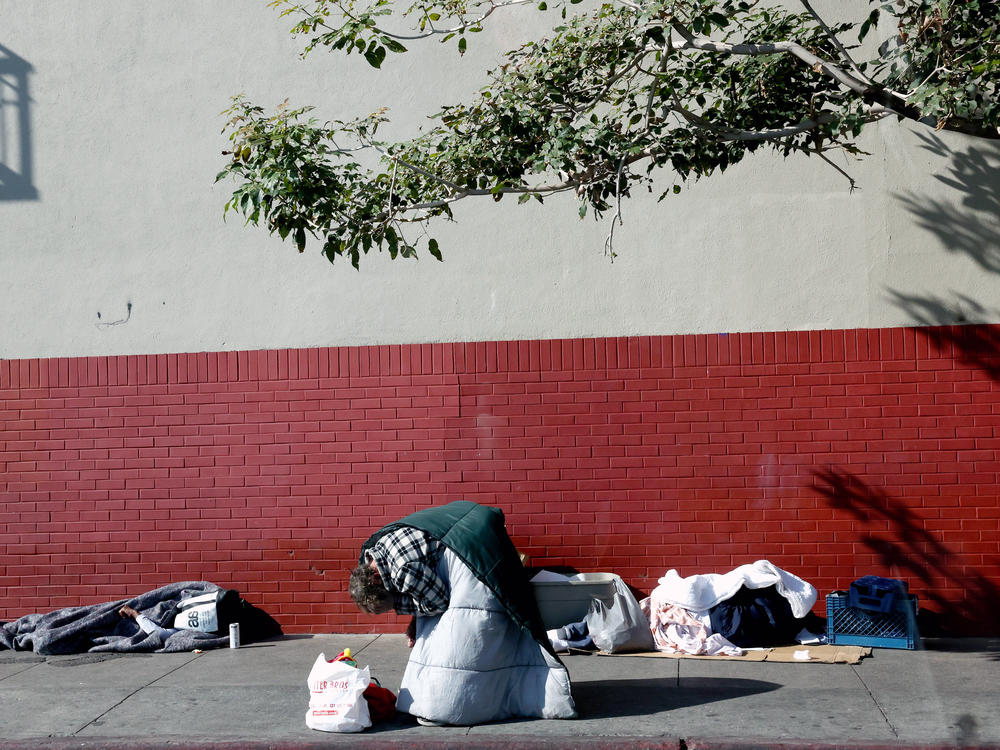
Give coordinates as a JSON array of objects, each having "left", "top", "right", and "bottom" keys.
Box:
[{"left": 3, "top": 325, "right": 992, "bottom": 389}]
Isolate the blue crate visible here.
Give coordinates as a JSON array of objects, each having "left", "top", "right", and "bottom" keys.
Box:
[
  {"left": 827, "top": 591, "right": 920, "bottom": 649},
  {"left": 848, "top": 576, "right": 908, "bottom": 613}
]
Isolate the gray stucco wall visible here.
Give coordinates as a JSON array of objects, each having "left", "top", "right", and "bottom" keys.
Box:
[{"left": 2, "top": 1, "right": 998, "bottom": 359}]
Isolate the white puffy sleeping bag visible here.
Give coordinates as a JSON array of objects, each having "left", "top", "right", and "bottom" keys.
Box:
[{"left": 396, "top": 548, "right": 577, "bottom": 725}]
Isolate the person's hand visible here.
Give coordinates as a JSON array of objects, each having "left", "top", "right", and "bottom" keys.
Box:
[
  {"left": 405, "top": 616, "right": 416, "bottom": 648},
  {"left": 118, "top": 606, "right": 140, "bottom": 620}
]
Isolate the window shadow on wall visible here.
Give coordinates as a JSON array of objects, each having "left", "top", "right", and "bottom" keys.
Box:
[
  {"left": 0, "top": 43, "right": 38, "bottom": 201},
  {"left": 812, "top": 467, "right": 1000, "bottom": 637},
  {"left": 894, "top": 131, "right": 1000, "bottom": 274}
]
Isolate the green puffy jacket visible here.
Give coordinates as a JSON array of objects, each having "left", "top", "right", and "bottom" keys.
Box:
[{"left": 359, "top": 501, "right": 553, "bottom": 655}]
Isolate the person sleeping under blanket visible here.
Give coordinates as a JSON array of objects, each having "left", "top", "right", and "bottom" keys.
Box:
[{"left": 1, "top": 582, "right": 281, "bottom": 654}]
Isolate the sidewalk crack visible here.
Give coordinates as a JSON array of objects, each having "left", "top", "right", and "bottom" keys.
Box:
[
  {"left": 71, "top": 652, "right": 204, "bottom": 736},
  {"left": 0, "top": 659, "right": 46, "bottom": 682},
  {"left": 851, "top": 664, "right": 898, "bottom": 738}
]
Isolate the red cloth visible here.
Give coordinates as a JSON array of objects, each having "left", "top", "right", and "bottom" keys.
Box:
[{"left": 363, "top": 681, "right": 397, "bottom": 722}]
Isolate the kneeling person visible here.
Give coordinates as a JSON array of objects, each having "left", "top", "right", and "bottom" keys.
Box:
[
  {"left": 350, "top": 525, "right": 448, "bottom": 647},
  {"left": 349, "top": 501, "right": 576, "bottom": 726}
]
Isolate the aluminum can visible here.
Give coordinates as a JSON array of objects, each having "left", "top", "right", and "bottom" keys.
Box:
[{"left": 229, "top": 622, "right": 240, "bottom": 649}]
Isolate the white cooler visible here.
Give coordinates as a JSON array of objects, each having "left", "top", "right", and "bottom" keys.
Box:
[{"left": 530, "top": 572, "right": 617, "bottom": 629}]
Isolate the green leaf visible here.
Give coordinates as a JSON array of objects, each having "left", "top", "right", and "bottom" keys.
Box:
[
  {"left": 858, "top": 9, "right": 879, "bottom": 42},
  {"left": 384, "top": 225, "right": 398, "bottom": 252},
  {"left": 294, "top": 227, "right": 306, "bottom": 253},
  {"left": 428, "top": 238, "right": 443, "bottom": 261},
  {"left": 458, "top": 37, "right": 467, "bottom": 54},
  {"left": 364, "top": 44, "right": 386, "bottom": 68},
  {"left": 323, "top": 236, "right": 341, "bottom": 261}
]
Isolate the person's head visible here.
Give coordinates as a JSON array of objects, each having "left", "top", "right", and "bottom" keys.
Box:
[{"left": 349, "top": 563, "right": 394, "bottom": 614}]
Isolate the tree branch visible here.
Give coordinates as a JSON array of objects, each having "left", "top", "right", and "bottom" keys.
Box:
[
  {"left": 671, "top": 32, "right": 928, "bottom": 124},
  {"left": 669, "top": 99, "right": 835, "bottom": 142},
  {"left": 644, "top": 38, "right": 671, "bottom": 125},
  {"left": 797, "top": 0, "right": 873, "bottom": 85},
  {"left": 330, "top": 0, "right": 533, "bottom": 41},
  {"left": 563, "top": 51, "right": 649, "bottom": 124},
  {"left": 674, "top": 35, "right": 869, "bottom": 94},
  {"left": 375, "top": 97, "right": 883, "bottom": 224},
  {"left": 815, "top": 149, "right": 858, "bottom": 191}
]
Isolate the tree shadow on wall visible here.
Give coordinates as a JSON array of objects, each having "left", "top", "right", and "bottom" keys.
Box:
[
  {"left": 812, "top": 467, "right": 1000, "bottom": 637},
  {"left": 884, "top": 290, "right": 1000, "bottom": 382},
  {"left": 894, "top": 131, "right": 1000, "bottom": 274},
  {"left": 886, "top": 131, "right": 1000, "bottom": 383}
]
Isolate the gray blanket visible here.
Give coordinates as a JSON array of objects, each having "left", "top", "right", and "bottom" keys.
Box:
[{"left": 0, "top": 581, "right": 232, "bottom": 655}]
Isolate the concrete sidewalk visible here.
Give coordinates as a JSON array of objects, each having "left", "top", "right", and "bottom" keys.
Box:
[{"left": 2, "top": 634, "right": 998, "bottom": 749}]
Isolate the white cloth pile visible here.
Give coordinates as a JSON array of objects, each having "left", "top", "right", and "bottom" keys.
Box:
[{"left": 643, "top": 560, "right": 820, "bottom": 656}]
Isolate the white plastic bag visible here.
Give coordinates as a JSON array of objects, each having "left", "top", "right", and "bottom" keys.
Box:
[
  {"left": 305, "top": 653, "right": 372, "bottom": 733},
  {"left": 585, "top": 575, "right": 655, "bottom": 653},
  {"left": 172, "top": 592, "right": 220, "bottom": 632}
]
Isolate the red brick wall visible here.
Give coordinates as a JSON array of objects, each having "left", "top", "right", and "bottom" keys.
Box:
[{"left": 3, "top": 326, "right": 999, "bottom": 635}]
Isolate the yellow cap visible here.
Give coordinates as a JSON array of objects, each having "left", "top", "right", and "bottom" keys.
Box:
[{"left": 343, "top": 648, "right": 351, "bottom": 658}]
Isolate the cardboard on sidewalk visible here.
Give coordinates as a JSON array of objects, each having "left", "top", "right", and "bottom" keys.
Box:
[{"left": 582, "top": 644, "right": 872, "bottom": 664}]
